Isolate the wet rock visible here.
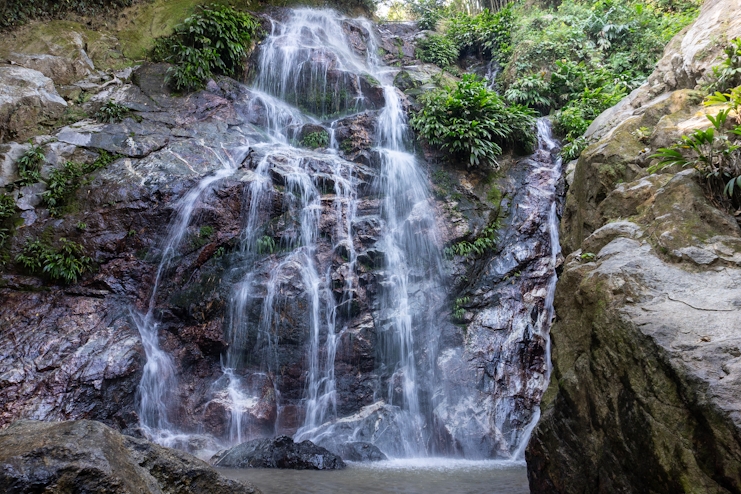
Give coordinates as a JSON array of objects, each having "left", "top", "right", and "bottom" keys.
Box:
[
  {"left": 0, "top": 420, "right": 260, "bottom": 493},
  {"left": 332, "top": 442, "right": 387, "bottom": 462},
  {"left": 0, "top": 66, "right": 67, "bottom": 142},
  {"left": 527, "top": 1, "right": 741, "bottom": 491},
  {"left": 213, "top": 435, "right": 346, "bottom": 470}
]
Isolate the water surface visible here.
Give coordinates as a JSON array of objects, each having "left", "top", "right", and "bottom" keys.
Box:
[{"left": 220, "top": 458, "right": 529, "bottom": 494}]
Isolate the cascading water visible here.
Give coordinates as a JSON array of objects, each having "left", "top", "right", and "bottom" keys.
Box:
[
  {"left": 134, "top": 145, "right": 248, "bottom": 446},
  {"left": 134, "top": 7, "right": 562, "bottom": 464}
]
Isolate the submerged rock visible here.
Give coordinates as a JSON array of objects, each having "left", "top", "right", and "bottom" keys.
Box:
[
  {"left": 213, "top": 436, "right": 346, "bottom": 470},
  {"left": 332, "top": 442, "right": 387, "bottom": 462},
  {"left": 0, "top": 420, "right": 260, "bottom": 493}
]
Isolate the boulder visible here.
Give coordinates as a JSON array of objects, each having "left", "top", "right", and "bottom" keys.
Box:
[
  {"left": 7, "top": 53, "right": 91, "bottom": 86},
  {"left": 0, "top": 66, "right": 67, "bottom": 142},
  {"left": 212, "top": 436, "right": 346, "bottom": 470},
  {"left": 331, "top": 442, "right": 387, "bottom": 462},
  {"left": 0, "top": 420, "right": 261, "bottom": 494}
]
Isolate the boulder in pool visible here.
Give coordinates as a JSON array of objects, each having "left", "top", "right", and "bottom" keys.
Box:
[
  {"left": 213, "top": 436, "right": 346, "bottom": 470},
  {"left": 332, "top": 442, "right": 387, "bottom": 462}
]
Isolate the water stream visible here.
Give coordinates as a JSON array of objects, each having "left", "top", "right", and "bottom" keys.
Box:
[{"left": 133, "top": 7, "right": 562, "bottom": 467}]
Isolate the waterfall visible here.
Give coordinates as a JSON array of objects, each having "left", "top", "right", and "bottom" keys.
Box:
[
  {"left": 134, "top": 7, "right": 561, "bottom": 462},
  {"left": 134, "top": 146, "right": 248, "bottom": 446}
]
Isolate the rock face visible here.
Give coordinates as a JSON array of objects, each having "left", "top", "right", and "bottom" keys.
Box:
[
  {"left": 527, "top": 0, "right": 741, "bottom": 491},
  {"left": 0, "top": 66, "right": 67, "bottom": 142},
  {"left": 213, "top": 436, "right": 346, "bottom": 470},
  {"left": 0, "top": 420, "right": 260, "bottom": 493}
]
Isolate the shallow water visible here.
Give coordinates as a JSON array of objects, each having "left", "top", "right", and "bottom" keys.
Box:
[{"left": 219, "top": 458, "right": 529, "bottom": 494}]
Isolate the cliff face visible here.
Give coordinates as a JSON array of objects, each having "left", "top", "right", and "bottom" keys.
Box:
[{"left": 527, "top": 0, "right": 741, "bottom": 491}]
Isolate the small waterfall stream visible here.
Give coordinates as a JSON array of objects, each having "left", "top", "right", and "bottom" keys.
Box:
[{"left": 133, "top": 8, "right": 562, "bottom": 463}]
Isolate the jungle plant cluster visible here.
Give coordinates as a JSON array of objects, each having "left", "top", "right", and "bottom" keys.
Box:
[
  {"left": 410, "top": 74, "right": 536, "bottom": 169},
  {"left": 0, "top": 0, "right": 138, "bottom": 29},
  {"left": 151, "top": 4, "right": 260, "bottom": 92},
  {"left": 501, "top": 0, "right": 700, "bottom": 149},
  {"left": 408, "top": 0, "right": 700, "bottom": 159},
  {"left": 415, "top": 4, "right": 515, "bottom": 68},
  {"left": 650, "top": 39, "right": 741, "bottom": 206}
]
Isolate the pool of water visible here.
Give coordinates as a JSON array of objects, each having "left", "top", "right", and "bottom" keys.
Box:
[{"left": 219, "top": 458, "right": 530, "bottom": 494}]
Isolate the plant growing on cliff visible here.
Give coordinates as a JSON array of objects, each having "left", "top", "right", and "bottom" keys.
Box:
[
  {"left": 300, "top": 131, "right": 330, "bottom": 149},
  {"left": 42, "top": 152, "right": 120, "bottom": 217},
  {"left": 256, "top": 235, "right": 276, "bottom": 255},
  {"left": 416, "top": 34, "right": 459, "bottom": 67},
  {"left": 444, "top": 219, "right": 500, "bottom": 258},
  {"left": 650, "top": 109, "right": 741, "bottom": 198},
  {"left": 0, "top": 193, "right": 18, "bottom": 266},
  {"left": 707, "top": 38, "right": 741, "bottom": 93},
  {"left": 705, "top": 85, "right": 741, "bottom": 124},
  {"left": 16, "top": 142, "right": 46, "bottom": 186},
  {"left": 151, "top": 4, "right": 260, "bottom": 92},
  {"left": 95, "top": 100, "right": 130, "bottom": 123},
  {"left": 410, "top": 74, "right": 536, "bottom": 168},
  {"left": 16, "top": 237, "right": 92, "bottom": 284}
]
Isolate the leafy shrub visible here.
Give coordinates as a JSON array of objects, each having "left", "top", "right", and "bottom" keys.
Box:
[
  {"left": 16, "top": 142, "right": 45, "bottom": 186},
  {"left": 0, "top": 0, "right": 137, "bottom": 29},
  {"left": 416, "top": 34, "right": 459, "bottom": 67},
  {"left": 152, "top": 4, "right": 260, "bottom": 92},
  {"left": 445, "top": 7, "right": 514, "bottom": 63},
  {"left": 256, "top": 235, "right": 276, "bottom": 254},
  {"left": 553, "top": 85, "right": 626, "bottom": 141},
  {"left": 43, "top": 151, "right": 119, "bottom": 217},
  {"left": 561, "top": 136, "right": 588, "bottom": 161},
  {"left": 95, "top": 100, "right": 130, "bottom": 123},
  {"left": 650, "top": 109, "right": 741, "bottom": 199},
  {"left": 16, "top": 237, "right": 92, "bottom": 284},
  {"left": 300, "top": 131, "right": 330, "bottom": 149},
  {"left": 410, "top": 74, "right": 536, "bottom": 168},
  {"left": 707, "top": 38, "right": 741, "bottom": 93},
  {"left": 408, "top": 0, "right": 446, "bottom": 30},
  {"left": 504, "top": 73, "right": 552, "bottom": 111},
  {"left": 705, "top": 85, "right": 741, "bottom": 124},
  {"left": 444, "top": 220, "right": 500, "bottom": 258},
  {"left": 0, "top": 193, "right": 18, "bottom": 265}
]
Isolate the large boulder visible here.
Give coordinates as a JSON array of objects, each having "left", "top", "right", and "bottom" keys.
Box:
[
  {"left": 212, "top": 436, "right": 346, "bottom": 470},
  {"left": 526, "top": 0, "right": 741, "bottom": 490},
  {"left": 7, "top": 53, "right": 92, "bottom": 86},
  {"left": 0, "top": 420, "right": 261, "bottom": 493},
  {"left": 0, "top": 66, "right": 67, "bottom": 142}
]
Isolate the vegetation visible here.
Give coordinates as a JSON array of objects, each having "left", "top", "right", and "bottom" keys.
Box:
[
  {"left": 0, "top": 0, "right": 138, "bottom": 29},
  {"left": 410, "top": 74, "right": 536, "bottom": 168},
  {"left": 16, "top": 143, "right": 46, "bottom": 186},
  {"left": 42, "top": 151, "right": 119, "bottom": 217},
  {"left": 650, "top": 109, "right": 741, "bottom": 200},
  {"left": 256, "top": 235, "right": 276, "bottom": 254},
  {"left": 0, "top": 193, "right": 18, "bottom": 267},
  {"left": 16, "top": 237, "right": 93, "bottom": 283},
  {"left": 151, "top": 4, "right": 260, "bottom": 91},
  {"left": 95, "top": 100, "right": 130, "bottom": 123},
  {"left": 444, "top": 219, "right": 500, "bottom": 258},
  {"left": 706, "top": 38, "right": 741, "bottom": 93},
  {"left": 405, "top": 0, "right": 700, "bottom": 161},
  {"left": 300, "top": 131, "right": 330, "bottom": 149}
]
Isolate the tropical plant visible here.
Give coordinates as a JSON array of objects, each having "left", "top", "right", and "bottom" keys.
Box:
[
  {"left": 42, "top": 151, "right": 120, "bottom": 217},
  {"left": 411, "top": 75, "right": 536, "bottom": 168},
  {"left": 300, "top": 131, "right": 330, "bottom": 149},
  {"left": 0, "top": 193, "right": 17, "bottom": 262},
  {"left": 416, "top": 34, "right": 459, "bottom": 67},
  {"left": 16, "top": 142, "right": 46, "bottom": 186},
  {"left": 705, "top": 85, "right": 741, "bottom": 123},
  {"left": 707, "top": 38, "right": 741, "bottom": 93},
  {"left": 151, "top": 4, "right": 260, "bottom": 92},
  {"left": 256, "top": 235, "right": 276, "bottom": 254},
  {"left": 650, "top": 109, "right": 741, "bottom": 197},
  {"left": 95, "top": 100, "right": 130, "bottom": 123},
  {"left": 504, "top": 73, "right": 552, "bottom": 111},
  {"left": 16, "top": 237, "right": 92, "bottom": 283},
  {"left": 561, "top": 136, "right": 588, "bottom": 161},
  {"left": 444, "top": 220, "right": 500, "bottom": 258}
]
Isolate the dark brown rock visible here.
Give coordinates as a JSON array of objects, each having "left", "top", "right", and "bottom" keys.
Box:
[{"left": 0, "top": 420, "right": 260, "bottom": 493}]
